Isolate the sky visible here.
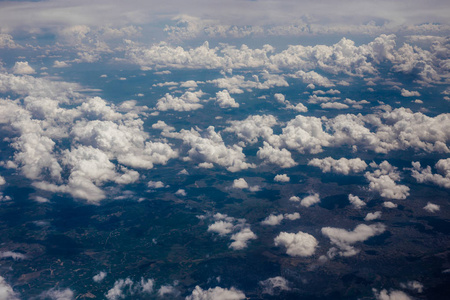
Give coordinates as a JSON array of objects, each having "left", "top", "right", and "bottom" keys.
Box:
[{"left": 0, "top": 0, "right": 449, "bottom": 299}]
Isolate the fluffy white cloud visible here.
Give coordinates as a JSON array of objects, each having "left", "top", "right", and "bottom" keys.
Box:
[
  {"left": 0, "top": 176, "right": 6, "bottom": 185},
  {"left": 423, "top": 202, "right": 440, "bottom": 213},
  {"left": 348, "top": 194, "right": 366, "bottom": 209},
  {"left": 232, "top": 178, "right": 248, "bottom": 189},
  {"left": 165, "top": 126, "right": 254, "bottom": 172},
  {"left": 261, "top": 214, "right": 284, "bottom": 226},
  {"left": 320, "top": 102, "right": 349, "bottom": 109},
  {"left": 411, "top": 159, "right": 450, "bottom": 188},
  {"left": 365, "top": 161, "right": 410, "bottom": 200},
  {"left": 259, "top": 276, "right": 291, "bottom": 295},
  {"left": 215, "top": 90, "right": 239, "bottom": 108},
  {"left": 93, "top": 271, "right": 107, "bottom": 283},
  {"left": 206, "top": 213, "right": 257, "bottom": 250},
  {"left": 401, "top": 88, "right": 421, "bottom": 97},
  {"left": 322, "top": 223, "right": 386, "bottom": 256},
  {"left": 274, "top": 174, "right": 290, "bottom": 182},
  {"left": 156, "top": 90, "right": 204, "bottom": 111},
  {"left": 274, "top": 231, "right": 318, "bottom": 257},
  {"left": 274, "top": 93, "right": 308, "bottom": 112},
  {"left": 400, "top": 281, "right": 424, "bottom": 293},
  {"left": 105, "top": 278, "right": 154, "bottom": 300},
  {"left": 186, "top": 286, "right": 245, "bottom": 300},
  {"left": 0, "top": 276, "right": 19, "bottom": 300},
  {"left": 284, "top": 212, "right": 300, "bottom": 220},
  {"left": 373, "top": 289, "right": 412, "bottom": 300},
  {"left": 208, "top": 221, "right": 235, "bottom": 236},
  {"left": 383, "top": 201, "right": 398, "bottom": 208},
  {"left": 0, "top": 33, "right": 20, "bottom": 49},
  {"left": 176, "top": 189, "right": 187, "bottom": 196},
  {"left": 224, "top": 115, "right": 277, "bottom": 145},
  {"left": 147, "top": 181, "right": 166, "bottom": 189},
  {"left": 308, "top": 157, "right": 367, "bottom": 175},
  {"left": 300, "top": 193, "right": 320, "bottom": 207},
  {"left": 39, "top": 288, "right": 74, "bottom": 300},
  {"left": 364, "top": 211, "right": 382, "bottom": 221},
  {"left": 229, "top": 228, "right": 257, "bottom": 250},
  {"left": 0, "top": 73, "right": 178, "bottom": 203},
  {"left": 257, "top": 142, "right": 297, "bottom": 168},
  {"left": 274, "top": 115, "right": 332, "bottom": 154},
  {"left": 12, "top": 61, "right": 35, "bottom": 75},
  {"left": 0, "top": 251, "right": 26, "bottom": 260},
  {"left": 292, "top": 71, "right": 335, "bottom": 87},
  {"left": 261, "top": 212, "right": 300, "bottom": 225}
]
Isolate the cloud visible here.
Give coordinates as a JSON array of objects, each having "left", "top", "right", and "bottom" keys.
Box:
[
  {"left": 401, "top": 88, "right": 421, "bottom": 97},
  {"left": 215, "top": 90, "right": 239, "bottom": 108},
  {"left": 0, "top": 276, "right": 19, "bottom": 300},
  {"left": 206, "top": 213, "right": 257, "bottom": 250},
  {"left": 186, "top": 286, "right": 245, "bottom": 300},
  {"left": 423, "top": 202, "right": 440, "bottom": 213},
  {"left": 208, "top": 221, "right": 235, "bottom": 235},
  {"left": 308, "top": 157, "right": 367, "bottom": 175},
  {"left": 261, "top": 214, "right": 284, "bottom": 226},
  {"left": 274, "top": 231, "right": 318, "bottom": 257},
  {"left": 322, "top": 223, "right": 386, "bottom": 256},
  {"left": 348, "top": 194, "right": 366, "bottom": 209},
  {"left": 275, "top": 115, "right": 331, "bottom": 154},
  {"left": 12, "top": 61, "right": 36, "bottom": 75},
  {"left": 147, "top": 181, "right": 166, "bottom": 189},
  {"left": 364, "top": 211, "right": 382, "bottom": 221},
  {"left": 39, "top": 288, "right": 74, "bottom": 300},
  {"left": 261, "top": 212, "right": 300, "bottom": 225},
  {"left": 400, "top": 281, "right": 424, "bottom": 293},
  {"left": 224, "top": 115, "right": 277, "bottom": 145},
  {"left": 0, "top": 33, "right": 20, "bottom": 49},
  {"left": 373, "top": 289, "right": 412, "bottom": 300},
  {"left": 175, "top": 189, "right": 187, "bottom": 196},
  {"left": 229, "top": 228, "right": 257, "bottom": 250},
  {"left": 156, "top": 90, "right": 205, "bottom": 111},
  {"left": 0, "top": 73, "right": 178, "bottom": 203},
  {"left": 274, "top": 93, "right": 308, "bottom": 112},
  {"left": 365, "top": 161, "right": 410, "bottom": 200},
  {"left": 0, "top": 176, "right": 5, "bottom": 185},
  {"left": 105, "top": 278, "right": 154, "bottom": 300},
  {"left": 411, "top": 159, "right": 450, "bottom": 188},
  {"left": 292, "top": 71, "right": 335, "bottom": 87},
  {"left": 0, "top": 251, "right": 26, "bottom": 261},
  {"left": 300, "top": 193, "right": 320, "bottom": 207},
  {"left": 259, "top": 276, "right": 291, "bottom": 296},
  {"left": 167, "top": 126, "right": 254, "bottom": 172},
  {"left": 257, "top": 142, "right": 297, "bottom": 168},
  {"left": 320, "top": 102, "right": 349, "bottom": 109},
  {"left": 383, "top": 201, "right": 398, "bottom": 208},
  {"left": 157, "top": 284, "right": 180, "bottom": 298},
  {"left": 232, "top": 178, "right": 248, "bottom": 189},
  {"left": 93, "top": 271, "right": 107, "bottom": 283},
  {"left": 274, "top": 174, "right": 290, "bottom": 182}
]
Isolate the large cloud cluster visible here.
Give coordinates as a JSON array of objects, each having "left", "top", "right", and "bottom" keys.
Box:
[{"left": 0, "top": 73, "right": 177, "bottom": 203}]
